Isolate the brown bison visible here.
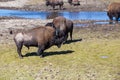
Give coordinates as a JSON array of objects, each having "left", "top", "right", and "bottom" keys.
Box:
[
  {"left": 66, "top": 19, "right": 73, "bottom": 41},
  {"left": 46, "top": 17, "right": 73, "bottom": 41},
  {"left": 14, "top": 26, "right": 65, "bottom": 58},
  {"left": 107, "top": 2, "right": 120, "bottom": 22},
  {"left": 52, "top": 16, "right": 73, "bottom": 42},
  {"left": 68, "top": 0, "right": 80, "bottom": 6},
  {"left": 46, "top": 0, "right": 64, "bottom": 10}
]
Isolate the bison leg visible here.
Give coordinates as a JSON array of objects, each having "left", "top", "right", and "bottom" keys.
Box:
[
  {"left": 16, "top": 42, "right": 23, "bottom": 59},
  {"left": 37, "top": 45, "right": 45, "bottom": 58},
  {"left": 68, "top": 0, "right": 72, "bottom": 5},
  {"left": 108, "top": 14, "right": 113, "bottom": 21},
  {"left": 107, "top": 12, "right": 113, "bottom": 24},
  {"left": 115, "top": 14, "right": 119, "bottom": 22},
  {"left": 59, "top": 5, "right": 62, "bottom": 10},
  {"left": 52, "top": 5, "right": 55, "bottom": 10},
  {"left": 59, "top": 4, "right": 63, "bottom": 10},
  {"left": 46, "top": 1, "right": 49, "bottom": 6},
  {"left": 63, "top": 34, "right": 68, "bottom": 43},
  {"left": 70, "top": 26, "right": 73, "bottom": 41},
  {"left": 116, "top": 17, "right": 119, "bottom": 22},
  {"left": 70, "top": 31, "right": 73, "bottom": 41}
]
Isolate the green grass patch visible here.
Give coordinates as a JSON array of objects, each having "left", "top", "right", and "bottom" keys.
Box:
[
  {"left": 0, "top": 26, "right": 120, "bottom": 80},
  {"left": 0, "top": 38, "right": 120, "bottom": 80}
]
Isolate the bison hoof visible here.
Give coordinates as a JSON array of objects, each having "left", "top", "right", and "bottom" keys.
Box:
[
  {"left": 19, "top": 56, "right": 23, "bottom": 59},
  {"left": 57, "top": 44, "right": 61, "bottom": 48},
  {"left": 40, "top": 55, "right": 44, "bottom": 58}
]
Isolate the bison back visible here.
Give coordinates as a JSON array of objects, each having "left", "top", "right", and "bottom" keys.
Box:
[{"left": 107, "top": 2, "right": 120, "bottom": 13}]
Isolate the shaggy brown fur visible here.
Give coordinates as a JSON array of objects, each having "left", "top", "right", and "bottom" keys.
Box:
[
  {"left": 14, "top": 26, "right": 64, "bottom": 58},
  {"left": 53, "top": 16, "right": 73, "bottom": 42},
  {"left": 66, "top": 19, "right": 73, "bottom": 40},
  {"left": 45, "top": 16, "right": 74, "bottom": 42},
  {"left": 107, "top": 2, "right": 120, "bottom": 22}
]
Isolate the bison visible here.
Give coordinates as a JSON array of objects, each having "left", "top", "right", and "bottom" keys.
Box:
[
  {"left": 14, "top": 26, "right": 65, "bottom": 58},
  {"left": 66, "top": 19, "right": 73, "bottom": 41},
  {"left": 45, "top": 0, "right": 64, "bottom": 10},
  {"left": 45, "top": 16, "right": 73, "bottom": 42},
  {"left": 68, "top": 0, "right": 80, "bottom": 6},
  {"left": 107, "top": 2, "right": 120, "bottom": 22}
]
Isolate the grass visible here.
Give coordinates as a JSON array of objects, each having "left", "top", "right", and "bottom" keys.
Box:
[{"left": 0, "top": 26, "right": 120, "bottom": 80}]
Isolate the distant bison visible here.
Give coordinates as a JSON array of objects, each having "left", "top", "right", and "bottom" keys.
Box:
[
  {"left": 48, "top": 16, "right": 74, "bottom": 42},
  {"left": 68, "top": 0, "right": 80, "bottom": 6},
  {"left": 14, "top": 26, "right": 64, "bottom": 58},
  {"left": 46, "top": 0, "right": 64, "bottom": 10},
  {"left": 107, "top": 2, "right": 120, "bottom": 22}
]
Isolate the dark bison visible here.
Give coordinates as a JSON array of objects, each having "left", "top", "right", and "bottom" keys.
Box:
[
  {"left": 53, "top": 17, "right": 67, "bottom": 43},
  {"left": 14, "top": 26, "right": 64, "bottom": 58},
  {"left": 52, "top": 16, "right": 73, "bottom": 42},
  {"left": 46, "top": 0, "right": 64, "bottom": 10},
  {"left": 46, "top": 17, "right": 73, "bottom": 41},
  {"left": 107, "top": 2, "right": 120, "bottom": 22},
  {"left": 65, "top": 19, "right": 73, "bottom": 40},
  {"left": 68, "top": 0, "right": 80, "bottom": 6}
]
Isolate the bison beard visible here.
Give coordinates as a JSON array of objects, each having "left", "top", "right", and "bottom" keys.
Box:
[{"left": 14, "top": 26, "right": 65, "bottom": 58}]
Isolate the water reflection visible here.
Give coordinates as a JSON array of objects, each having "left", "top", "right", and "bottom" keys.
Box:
[
  {"left": 47, "top": 12, "right": 60, "bottom": 19},
  {"left": 0, "top": 9, "right": 109, "bottom": 20},
  {"left": 61, "top": 11, "right": 109, "bottom": 20}
]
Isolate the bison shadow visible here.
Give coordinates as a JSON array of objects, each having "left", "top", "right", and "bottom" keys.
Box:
[
  {"left": 64, "top": 38, "right": 82, "bottom": 44},
  {"left": 24, "top": 50, "right": 74, "bottom": 58}
]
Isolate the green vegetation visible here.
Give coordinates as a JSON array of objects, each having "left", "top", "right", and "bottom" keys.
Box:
[{"left": 0, "top": 26, "right": 120, "bottom": 80}]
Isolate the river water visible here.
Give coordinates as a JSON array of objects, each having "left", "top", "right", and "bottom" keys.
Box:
[{"left": 0, "top": 9, "right": 109, "bottom": 21}]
